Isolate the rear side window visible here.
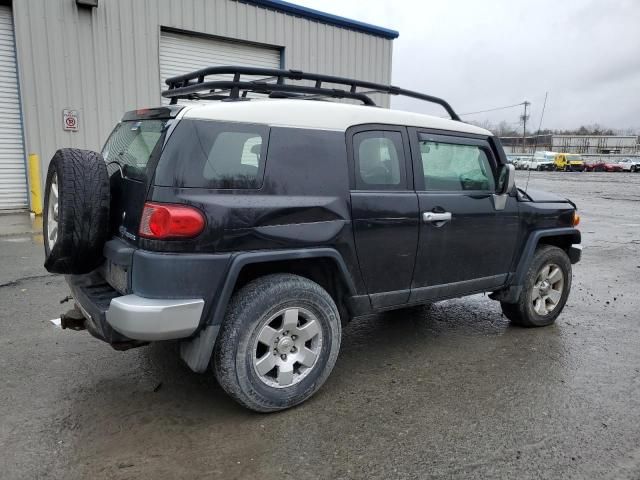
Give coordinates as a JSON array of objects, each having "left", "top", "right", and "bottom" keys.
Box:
[
  {"left": 354, "top": 130, "right": 407, "bottom": 190},
  {"left": 102, "top": 120, "right": 167, "bottom": 181},
  {"left": 155, "top": 119, "right": 268, "bottom": 189},
  {"left": 419, "top": 139, "right": 495, "bottom": 191}
]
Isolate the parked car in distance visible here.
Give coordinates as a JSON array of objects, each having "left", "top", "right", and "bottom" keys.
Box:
[
  {"left": 40, "top": 66, "right": 582, "bottom": 412},
  {"left": 584, "top": 161, "right": 623, "bottom": 172},
  {"left": 512, "top": 156, "right": 532, "bottom": 170},
  {"left": 524, "top": 151, "right": 555, "bottom": 171},
  {"left": 617, "top": 158, "right": 640, "bottom": 172},
  {"left": 553, "top": 153, "right": 585, "bottom": 172}
]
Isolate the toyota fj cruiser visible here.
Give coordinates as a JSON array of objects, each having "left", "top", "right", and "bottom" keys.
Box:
[{"left": 43, "top": 67, "right": 581, "bottom": 412}]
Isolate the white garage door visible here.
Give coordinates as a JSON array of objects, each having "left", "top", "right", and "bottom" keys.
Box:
[
  {"left": 0, "top": 6, "right": 26, "bottom": 210},
  {"left": 159, "top": 31, "right": 281, "bottom": 103}
]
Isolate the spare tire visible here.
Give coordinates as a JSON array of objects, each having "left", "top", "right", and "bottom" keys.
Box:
[{"left": 43, "top": 148, "right": 110, "bottom": 274}]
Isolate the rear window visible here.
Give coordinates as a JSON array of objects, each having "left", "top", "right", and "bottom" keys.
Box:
[
  {"left": 102, "top": 120, "right": 167, "bottom": 181},
  {"left": 155, "top": 119, "right": 268, "bottom": 189}
]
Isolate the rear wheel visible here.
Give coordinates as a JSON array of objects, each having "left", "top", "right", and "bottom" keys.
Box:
[
  {"left": 213, "top": 274, "right": 341, "bottom": 412},
  {"left": 501, "top": 245, "right": 572, "bottom": 327}
]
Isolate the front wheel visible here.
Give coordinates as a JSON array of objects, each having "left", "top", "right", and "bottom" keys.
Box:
[
  {"left": 501, "top": 245, "right": 572, "bottom": 327},
  {"left": 213, "top": 274, "right": 341, "bottom": 412}
]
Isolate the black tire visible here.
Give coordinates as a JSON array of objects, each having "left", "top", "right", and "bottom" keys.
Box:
[
  {"left": 501, "top": 245, "right": 572, "bottom": 327},
  {"left": 43, "top": 148, "right": 110, "bottom": 274},
  {"left": 213, "top": 274, "right": 342, "bottom": 412}
]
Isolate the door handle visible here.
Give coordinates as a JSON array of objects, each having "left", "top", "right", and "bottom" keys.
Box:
[{"left": 423, "top": 211, "right": 452, "bottom": 225}]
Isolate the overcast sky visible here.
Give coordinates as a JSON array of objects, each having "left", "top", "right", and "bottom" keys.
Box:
[{"left": 294, "top": 0, "right": 640, "bottom": 131}]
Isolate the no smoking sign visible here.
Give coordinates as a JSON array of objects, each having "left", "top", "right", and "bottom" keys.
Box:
[{"left": 62, "top": 109, "right": 79, "bottom": 132}]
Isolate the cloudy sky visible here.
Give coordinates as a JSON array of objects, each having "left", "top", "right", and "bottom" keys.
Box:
[{"left": 294, "top": 0, "right": 640, "bottom": 131}]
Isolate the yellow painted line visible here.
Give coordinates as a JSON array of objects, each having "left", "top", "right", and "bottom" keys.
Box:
[{"left": 28, "top": 153, "right": 43, "bottom": 215}]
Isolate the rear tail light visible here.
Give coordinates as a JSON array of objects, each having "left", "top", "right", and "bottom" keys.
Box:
[{"left": 139, "top": 202, "right": 205, "bottom": 239}]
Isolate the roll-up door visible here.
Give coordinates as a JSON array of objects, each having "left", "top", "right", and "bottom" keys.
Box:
[
  {"left": 0, "top": 5, "right": 27, "bottom": 210},
  {"left": 159, "top": 31, "right": 281, "bottom": 103}
]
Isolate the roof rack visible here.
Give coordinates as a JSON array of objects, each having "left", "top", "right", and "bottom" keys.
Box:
[{"left": 162, "top": 66, "right": 461, "bottom": 121}]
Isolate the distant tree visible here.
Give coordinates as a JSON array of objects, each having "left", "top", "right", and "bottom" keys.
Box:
[{"left": 472, "top": 119, "right": 637, "bottom": 137}]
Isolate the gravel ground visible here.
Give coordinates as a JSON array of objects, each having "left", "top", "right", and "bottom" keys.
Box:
[{"left": 1, "top": 171, "right": 639, "bottom": 479}]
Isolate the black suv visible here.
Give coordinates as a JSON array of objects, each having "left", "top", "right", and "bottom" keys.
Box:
[{"left": 43, "top": 67, "right": 581, "bottom": 412}]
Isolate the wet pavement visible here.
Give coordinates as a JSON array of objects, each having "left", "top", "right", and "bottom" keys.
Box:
[{"left": 1, "top": 172, "right": 639, "bottom": 479}]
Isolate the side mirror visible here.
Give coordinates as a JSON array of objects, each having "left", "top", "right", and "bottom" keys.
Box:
[
  {"left": 493, "top": 164, "right": 515, "bottom": 210},
  {"left": 498, "top": 163, "right": 515, "bottom": 195}
]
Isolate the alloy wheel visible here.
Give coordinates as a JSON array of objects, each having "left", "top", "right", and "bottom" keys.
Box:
[
  {"left": 531, "top": 263, "right": 564, "bottom": 316},
  {"left": 253, "top": 307, "right": 323, "bottom": 388},
  {"left": 46, "top": 173, "right": 59, "bottom": 251}
]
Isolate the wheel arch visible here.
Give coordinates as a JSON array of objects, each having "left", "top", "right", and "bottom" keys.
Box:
[
  {"left": 514, "top": 228, "right": 580, "bottom": 285},
  {"left": 231, "top": 252, "right": 358, "bottom": 320},
  {"left": 180, "top": 248, "right": 358, "bottom": 373},
  {"left": 491, "top": 228, "right": 580, "bottom": 304}
]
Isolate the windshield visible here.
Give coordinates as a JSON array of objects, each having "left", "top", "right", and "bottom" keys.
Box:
[
  {"left": 567, "top": 155, "right": 583, "bottom": 161},
  {"left": 102, "top": 119, "right": 168, "bottom": 181}
]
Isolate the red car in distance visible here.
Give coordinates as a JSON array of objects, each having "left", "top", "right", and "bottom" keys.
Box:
[{"left": 584, "top": 161, "right": 623, "bottom": 172}]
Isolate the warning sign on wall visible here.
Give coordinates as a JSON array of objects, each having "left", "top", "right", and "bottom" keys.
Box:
[{"left": 62, "top": 109, "right": 79, "bottom": 132}]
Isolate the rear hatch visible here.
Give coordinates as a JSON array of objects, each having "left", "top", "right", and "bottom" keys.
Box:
[{"left": 101, "top": 106, "right": 183, "bottom": 244}]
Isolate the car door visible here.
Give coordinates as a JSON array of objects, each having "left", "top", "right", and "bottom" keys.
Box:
[
  {"left": 408, "top": 129, "right": 519, "bottom": 302},
  {"left": 349, "top": 125, "right": 419, "bottom": 308}
]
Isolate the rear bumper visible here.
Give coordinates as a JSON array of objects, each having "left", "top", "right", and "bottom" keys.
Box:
[
  {"left": 65, "top": 239, "right": 232, "bottom": 347},
  {"left": 106, "top": 295, "right": 204, "bottom": 341},
  {"left": 66, "top": 272, "right": 205, "bottom": 344}
]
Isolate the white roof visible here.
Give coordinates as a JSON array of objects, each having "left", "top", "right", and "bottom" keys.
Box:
[{"left": 180, "top": 99, "right": 492, "bottom": 136}]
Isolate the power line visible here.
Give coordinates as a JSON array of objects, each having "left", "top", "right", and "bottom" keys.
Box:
[{"left": 457, "top": 102, "right": 526, "bottom": 117}]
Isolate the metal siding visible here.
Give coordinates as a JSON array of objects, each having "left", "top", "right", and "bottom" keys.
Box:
[
  {"left": 12, "top": 0, "right": 393, "bottom": 191},
  {"left": 0, "top": 5, "right": 27, "bottom": 210}
]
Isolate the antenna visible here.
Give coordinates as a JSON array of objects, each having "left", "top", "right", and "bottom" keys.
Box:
[{"left": 524, "top": 92, "right": 549, "bottom": 192}]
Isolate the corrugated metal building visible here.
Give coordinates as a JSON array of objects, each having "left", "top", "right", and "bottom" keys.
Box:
[
  {"left": 0, "top": 0, "right": 398, "bottom": 210},
  {"left": 549, "top": 135, "right": 637, "bottom": 155},
  {"left": 500, "top": 134, "right": 639, "bottom": 155}
]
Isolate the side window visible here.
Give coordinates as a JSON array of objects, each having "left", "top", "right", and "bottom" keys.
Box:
[
  {"left": 203, "top": 132, "right": 263, "bottom": 181},
  {"left": 354, "top": 130, "right": 407, "bottom": 190},
  {"left": 155, "top": 119, "right": 268, "bottom": 189},
  {"left": 418, "top": 137, "right": 495, "bottom": 192}
]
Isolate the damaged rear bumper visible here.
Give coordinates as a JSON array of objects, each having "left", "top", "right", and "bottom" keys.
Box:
[
  {"left": 65, "top": 271, "right": 204, "bottom": 348},
  {"left": 106, "top": 295, "right": 204, "bottom": 341}
]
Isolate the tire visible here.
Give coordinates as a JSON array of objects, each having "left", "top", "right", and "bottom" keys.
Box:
[
  {"left": 43, "top": 148, "right": 110, "bottom": 274},
  {"left": 501, "top": 245, "right": 572, "bottom": 327},
  {"left": 213, "top": 274, "right": 342, "bottom": 412}
]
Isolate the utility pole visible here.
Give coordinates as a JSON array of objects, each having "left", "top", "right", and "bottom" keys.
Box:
[{"left": 521, "top": 101, "right": 530, "bottom": 153}]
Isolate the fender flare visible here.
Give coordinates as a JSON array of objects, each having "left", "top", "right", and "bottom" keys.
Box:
[
  {"left": 513, "top": 228, "right": 581, "bottom": 286},
  {"left": 493, "top": 227, "right": 581, "bottom": 304},
  {"left": 210, "top": 248, "right": 357, "bottom": 327},
  {"left": 180, "top": 248, "right": 356, "bottom": 373}
]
